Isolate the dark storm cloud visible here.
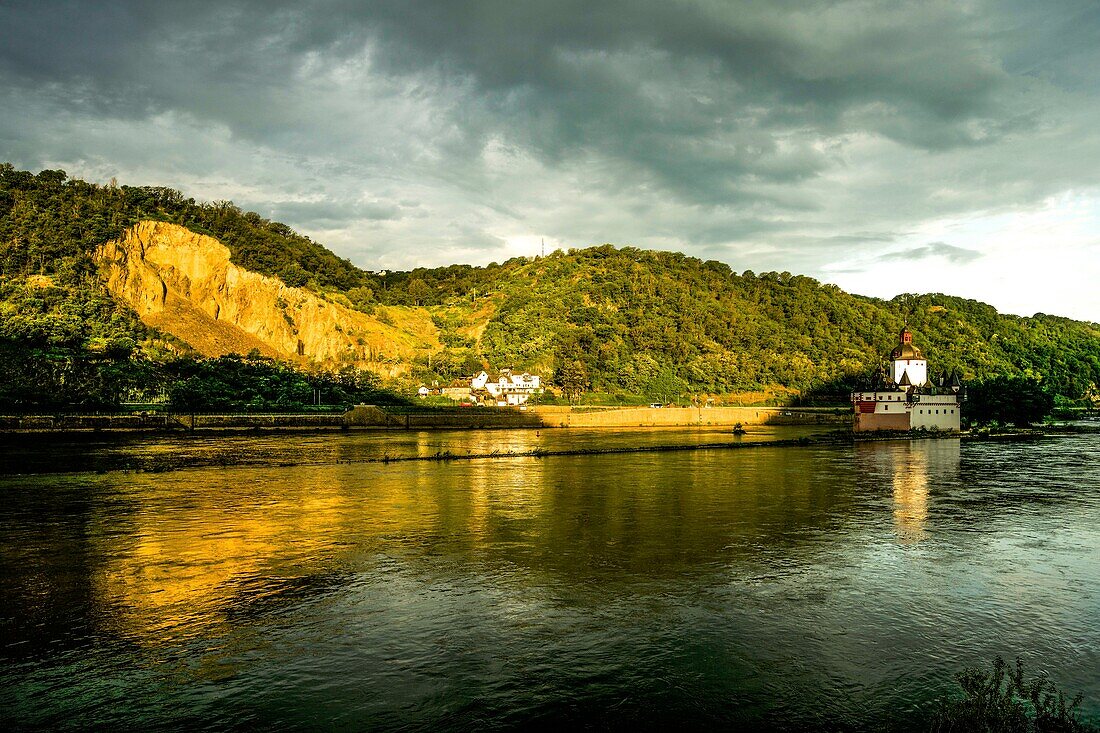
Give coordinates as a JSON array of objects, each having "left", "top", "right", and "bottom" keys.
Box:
[
  {"left": 0, "top": 0, "right": 1029, "bottom": 193},
  {"left": 2, "top": 0, "right": 1100, "bottom": 320}
]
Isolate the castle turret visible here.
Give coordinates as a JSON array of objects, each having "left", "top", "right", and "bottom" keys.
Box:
[{"left": 888, "top": 326, "right": 927, "bottom": 387}]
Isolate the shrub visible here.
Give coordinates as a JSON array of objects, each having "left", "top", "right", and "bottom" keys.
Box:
[{"left": 931, "top": 657, "right": 1095, "bottom": 732}]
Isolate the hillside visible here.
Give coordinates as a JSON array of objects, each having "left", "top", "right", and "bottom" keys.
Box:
[
  {"left": 2, "top": 165, "right": 1099, "bottom": 408},
  {"left": 97, "top": 221, "right": 438, "bottom": 374},
  {"left": 389, "top": 248, "right": 1100, "bottom": 401}
]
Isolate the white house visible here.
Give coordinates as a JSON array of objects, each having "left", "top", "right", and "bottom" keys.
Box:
[{"left": 471, "top": 369, "right": 543, "bottom": 406}]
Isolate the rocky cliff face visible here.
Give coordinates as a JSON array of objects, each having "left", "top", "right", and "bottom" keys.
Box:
[{"left": 96, "top": 221, "right": 438, "bottom": 372}]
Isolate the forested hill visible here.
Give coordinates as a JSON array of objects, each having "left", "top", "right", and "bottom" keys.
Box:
[
  {"left": 0, "top": 163, "right": 372, "bottom": 291},
  {"left": 378, "top": 248, "right": 1100, "bottom": 401},
  {"left": 2, "top": 164, "right": 1099, "bottom": 407}
]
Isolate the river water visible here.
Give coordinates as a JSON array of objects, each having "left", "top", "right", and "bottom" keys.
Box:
[{"left": 1, "top": 428, "right": 1098, "bottom": 731}]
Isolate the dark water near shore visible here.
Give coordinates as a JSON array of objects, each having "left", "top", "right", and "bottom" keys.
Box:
[
  {"left": 0, "top": 424, "right": 833, "bottom": 475},
  {"left": 1, "top": 429, "right": 1098, "bottom": 731}
]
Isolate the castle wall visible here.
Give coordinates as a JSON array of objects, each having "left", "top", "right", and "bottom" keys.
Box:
[
  {"left": 852, "top": 392, "right": 908, "bottom": 414},
  {"left": 854, "top": 412, "right": 911, "bottom": 432},
  {"left": 911, "top": 397, "right": 961, "bottom": 431}
]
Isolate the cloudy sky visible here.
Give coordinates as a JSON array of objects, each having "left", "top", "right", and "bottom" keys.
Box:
[{"left": 2, "top": 0, "right": 1099, "bottom": 320}]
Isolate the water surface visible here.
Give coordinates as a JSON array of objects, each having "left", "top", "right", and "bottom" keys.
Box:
[{"left": 1, "top": 430, "right": 1098, "bottom": 730}]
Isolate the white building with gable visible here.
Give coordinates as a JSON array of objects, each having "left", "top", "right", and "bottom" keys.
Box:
[{"left": 471, "top": 369, "right": 543, "bottom": 406}]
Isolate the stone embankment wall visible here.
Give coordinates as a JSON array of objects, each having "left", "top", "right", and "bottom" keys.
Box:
[
  {"left": 1, "top": 406, "right": 847, "bottom": 433},
  {"left": 531, "top": 405, "right": 845, "bottom": 428},
  {"left": 344, "top": 405, "right": 847, "bottom": 429},
  {"left": 343, "top": 405, "right": 543, "bottom": 429}
]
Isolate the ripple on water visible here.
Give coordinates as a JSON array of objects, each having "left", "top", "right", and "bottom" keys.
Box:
[{"left": 1, "top": 431, "right": 1098, "bottom": 731}]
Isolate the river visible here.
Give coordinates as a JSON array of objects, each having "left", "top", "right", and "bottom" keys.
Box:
[{"left": 1, "top": 427, "right": 1098, "bottom": 730}]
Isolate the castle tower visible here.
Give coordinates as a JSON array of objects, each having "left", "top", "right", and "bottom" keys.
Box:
[{"left": 888, "top": 326, "right": 927, "bottom": 387}]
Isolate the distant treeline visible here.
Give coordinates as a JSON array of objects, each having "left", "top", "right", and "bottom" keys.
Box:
[
  {"left": 2, "top": 164, "right": 1099, "bottom": 409},
  {"left": 0, "top": 345, "right": 406, "bottom": 413}
]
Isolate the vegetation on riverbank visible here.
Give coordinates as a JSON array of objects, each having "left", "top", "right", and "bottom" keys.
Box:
[
  {"left": 0, "top": 347, "right": 408, "bottom": 413},
  {"left": 963, "top": 374, "right": 1058, "bottom": 427},
  {"left": 3, "top": 165, "right": 1099, "bottom": 410},
  {"left": 932, "top": 657, "right": 1097, "bottom": 733}
]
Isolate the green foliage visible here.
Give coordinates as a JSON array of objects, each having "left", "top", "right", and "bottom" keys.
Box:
[
  {"left": 0, "top": 164, "right": 373, "bottom": 291},
  {"left": 400, "top": 247, "right": 1100, "bottom": 400},
  {"left": 931, "top": 657, "right": 1096, "bottom": 733},
  {"left": 345, "top": 286, "right": 376, "bottom": 314},
  {"left": 0, "top": 338, "right": 156, "bottom": 411},
  {"left": 0, "top": 270, "right": 160, "bottom": 410},
  {"left": 165, "top": 354, "right": 403, "bottom": 412},
  {"left": 965, "top": 375, "right": 1056, "bottom": 427},
  {"left": 3, "top": 164, "right": 1099, "bottom": 406},
  {"left": 554, "top": 359, "right": 591, "bottom": 402}
]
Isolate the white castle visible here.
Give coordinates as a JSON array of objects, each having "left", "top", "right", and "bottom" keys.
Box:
[{"left": 850, "top": 326, "right": 963, "bottom": 432}]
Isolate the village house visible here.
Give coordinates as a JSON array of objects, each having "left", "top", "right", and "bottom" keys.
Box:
[
  {"left": 441, "top": 381, "right": 473, "bottom": 402},
  {"left": 850, "top": 326, "right": 964, "bottom": 432},
  {"left": 471, "top": 369, "right": 543, "bottom": 406}
]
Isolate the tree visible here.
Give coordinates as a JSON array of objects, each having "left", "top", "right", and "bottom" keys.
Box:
[
  {"left": 554, "top": 360, "right": 590, "bottom": 403},
  {"left": 407, "top": 278, "right": 431, "bottom": 306},
  {"left": 280, "top": 263, "right": 310, "bottom": 288},
  {"left": 646, "top": 366, "right": 686, "bottom": 404},
  {"left": 964, "top": 375, "right": 1055, "bottom": 427},
  {"left": 931, "top": 656, "right": 1095, "bottom": 732}
]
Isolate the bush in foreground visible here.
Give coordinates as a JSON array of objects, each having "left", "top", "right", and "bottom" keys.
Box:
[{"left": 931, "top": 657, "right": 1095, "bottom": 732}]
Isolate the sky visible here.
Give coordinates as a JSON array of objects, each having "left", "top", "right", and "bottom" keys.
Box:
[{"left": 1, "top": 0, "right": 1099, "bottom": 321}]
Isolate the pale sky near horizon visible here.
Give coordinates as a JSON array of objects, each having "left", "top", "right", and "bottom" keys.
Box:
[{"left": 2, "top": 1, "right": 1099, "bottom": 321}]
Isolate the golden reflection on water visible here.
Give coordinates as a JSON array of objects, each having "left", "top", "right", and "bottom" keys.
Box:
[
  {"left": 869, "top": 440, "right": 961, "bottom": 543},
  {"left": 892, "top": 447, "right": 930, "bottom": 543},
  {"left": 83, "top": 437, "right": 961, "bottom": 646},
  {"left": 90, "top": 473, "right": 357, "bottom": 644}
]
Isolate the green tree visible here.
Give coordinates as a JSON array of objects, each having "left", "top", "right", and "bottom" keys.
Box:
[
  {"left": 554, "top": 360, "right": 590, "bottom": 403},
  {"left": 407, "top": 278, "right": 431, "bottom": 306},
  {"left": 965, "top": 375, "right": 1055, "bottom": 427}
]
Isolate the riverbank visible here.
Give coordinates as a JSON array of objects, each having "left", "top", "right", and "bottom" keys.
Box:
[
  {"left": 0, "top": 412, "right": 348, "bottom": 433},
  {"left": 0, "top": 404, "right": 850, "bottom": 434}
]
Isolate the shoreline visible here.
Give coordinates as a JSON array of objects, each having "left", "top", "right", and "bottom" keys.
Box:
[
  {"left": 0, "top": 404, "right": 850, "bottom": 435},
  {"left": 341, "top": 425, "right": 1092, "bottom": 465}
]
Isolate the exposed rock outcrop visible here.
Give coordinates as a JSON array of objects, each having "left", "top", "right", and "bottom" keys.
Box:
[{"left": 96, "top": 221, "right": 437, "bottom": 371}]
